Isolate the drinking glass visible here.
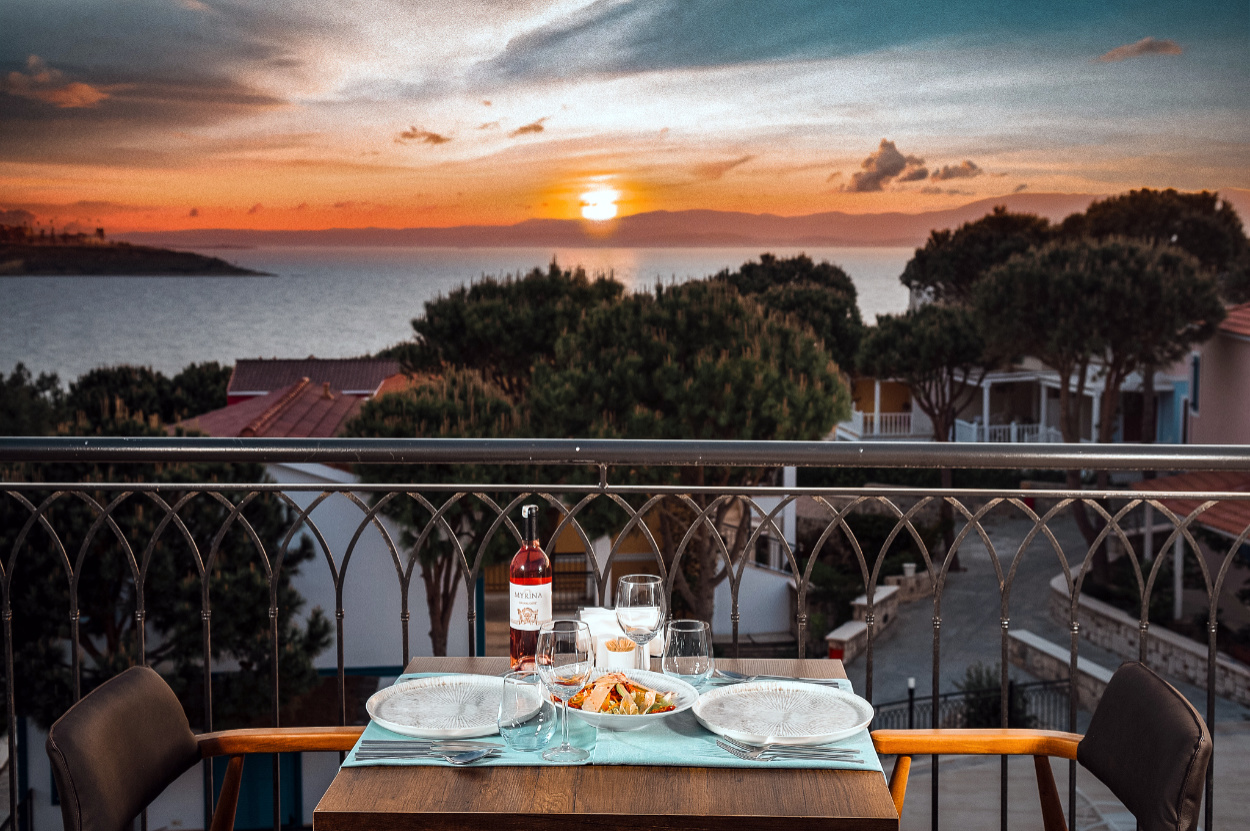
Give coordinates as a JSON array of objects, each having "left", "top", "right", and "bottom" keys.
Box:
[
  {"left": 615, "top": 574, "right": 665, "bottom": 670},
  {"left": 661, "top": 619, "right": 714, "bottom": 688},
  {"left": 536, "top": 619, "right": 593, "bottom": 762},
  {"left": 497, "top": 671, "right": 556, "bottom": 752}
]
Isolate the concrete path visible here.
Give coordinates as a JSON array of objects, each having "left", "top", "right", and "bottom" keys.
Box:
[{"left": 841, "top": 508, "right": 1250, "bottom": 829}]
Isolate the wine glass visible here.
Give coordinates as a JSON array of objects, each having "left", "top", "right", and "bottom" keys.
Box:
[
  {"left": 536, "top": 619, "right": 592, "bottom": 762},
  {"left": 497, "top": 671, "right": 556, "bottom": 752},
  {"left": 661, "top": 619, "right": 714, "bottom": 688},
  {"left": 615, "top": 574, "right": 665, "bottom": 671}
]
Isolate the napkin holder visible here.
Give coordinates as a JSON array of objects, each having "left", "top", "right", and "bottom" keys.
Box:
[{"left": 580, "top": 607, "right": 664, "bottom": 669}]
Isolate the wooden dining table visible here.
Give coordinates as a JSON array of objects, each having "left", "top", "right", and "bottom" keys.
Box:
[{"left": 313, "top": 656, "right": 898, "bottom": 831}]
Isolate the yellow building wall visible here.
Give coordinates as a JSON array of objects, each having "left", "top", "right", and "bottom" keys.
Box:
[{"left": 852, "top": 379, "right": 911, "bottom": 413}]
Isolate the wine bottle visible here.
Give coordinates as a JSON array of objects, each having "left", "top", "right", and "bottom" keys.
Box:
[{"left": 509, "top": 504, "right": 552, "bottom": 670}]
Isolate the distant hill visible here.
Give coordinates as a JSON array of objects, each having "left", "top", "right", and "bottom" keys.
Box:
[
  {"left": 0, "top": 241, "right": 264, "bottom": 276},
  {"left": 120, "top": 193, "right": 1106, "bottom": 249}
]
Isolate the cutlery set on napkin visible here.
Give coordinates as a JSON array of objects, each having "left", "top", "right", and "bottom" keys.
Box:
[{"left": 352, "top": 739, "right": 503, "bottom": 764}]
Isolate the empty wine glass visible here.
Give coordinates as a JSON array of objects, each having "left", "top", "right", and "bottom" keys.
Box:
[
  {"left": 661, "top": 619, "right": 714, "bottom": 688},
  {"left": 497, "top": 671, "right": 556, "bottom": 752},
  {"left": 615, "top": 574, "right": 665, "bottom": 670},
  {"left": 536, "top": 619, "right": 592, "bottom": 763}
]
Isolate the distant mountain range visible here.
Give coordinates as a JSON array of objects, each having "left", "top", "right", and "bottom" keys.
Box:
[{"left": 119, "top": 190, "right": 1250, "bottom": 250}]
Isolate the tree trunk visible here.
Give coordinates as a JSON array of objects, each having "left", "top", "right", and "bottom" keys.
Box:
[
  {"left": 939, "top": 466, "right": 961, "bottom": 572},
  {"left": 1059, "top": 362, "right": 1109, "bottom": 581},
  {"left": 1141, "top": 364, "right": 1158, "bottom": 480},
  {"left": 422, "top": 555, "right": 451, "bottom": 657}
]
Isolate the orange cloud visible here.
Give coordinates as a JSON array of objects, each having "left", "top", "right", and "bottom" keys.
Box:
[
  {"left": 5, "top": 56, "right": 110, "bottom": 108},
  {"left": 509, "top": 118, "right": 547, "bottom": 137},
  {"left": 397, "top": 126, "right": 451, "bottom": 145},
  {"left": 1096, "top": 37, "right": 1183, "bottom": 63},
  {"left": 693, "top": 155, "right": 754, "bottom": 180}
]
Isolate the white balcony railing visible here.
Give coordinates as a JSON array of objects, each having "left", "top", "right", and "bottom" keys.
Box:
[
  {"left": 837, "top": 409, "right": 933, "bottom": 440},
  {"left": 954, "top": 419, "right": 1064, "bottom": 443}
]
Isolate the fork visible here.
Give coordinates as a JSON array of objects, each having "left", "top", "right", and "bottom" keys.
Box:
[
  {"left": 716, "top": 741, "right": 861, "bottom": 763},
  {"left": 712, "top": 670, "right": 845, "bottom": 686},
  {"left": 715, "top": 739, "right": 860, "bottom": 759},
  {"left": 353, "top": 748, "right": 500, "bottom": 765}
]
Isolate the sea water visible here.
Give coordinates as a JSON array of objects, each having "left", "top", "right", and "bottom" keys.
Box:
[{"left": 1, "top": 245, "right": 912, "bottom": 382}]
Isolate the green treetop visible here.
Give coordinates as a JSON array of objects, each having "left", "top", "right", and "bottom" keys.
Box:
[
  {"left": 390, "top": 260, "right": 625, "bottom": 400},
  {"left": 901, "top": 207, "right": 1054, "bottom": 306},
  {"left": 712, "top": 253, "right": 864, "bottom": 370}
]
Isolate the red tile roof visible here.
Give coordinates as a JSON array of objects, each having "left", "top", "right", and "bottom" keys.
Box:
[
  {"left": 1136, "top": 470, "right": 1250, "bottom": 540},
  {"left": 1220, "top": 302, "right": 1250, "bottom": 340},
  {"left": 228, "top": 358, "right": 402, "bottom": 397},
  {"left": 179, "top": 378, "right": 365, "bottom": 439}
]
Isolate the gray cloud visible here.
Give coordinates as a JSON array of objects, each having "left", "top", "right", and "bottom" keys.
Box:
[
  {"left": 0, "top": 1, "right": 326, "bottom": 163},
  {"left": 693, "top": 154, "right": 754, "bottom": 180},
  {"left": 396, "top": 126, "right": 450, "bottom": 145},
  {"left": 930, "top": 160, "right": 982, "bottom": 181},
  {"left": 509, "top": 118, "right": 547, "bottom": 137},
  {"left": 920, "top": 186, "right": 973, "bottom": 195},
  {"left": 5, "top": 56, "right": 111, "bottom": 108},
  {"left": 1096, "top": 37, "right": 1183, "bottom": 63},
  {"left": 845, "top": 139, "right": 926, "bottom": 192}
]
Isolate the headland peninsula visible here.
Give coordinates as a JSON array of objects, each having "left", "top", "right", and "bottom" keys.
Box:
[{"left": 0, "top": 237, "right": 264, "bottom": 276}]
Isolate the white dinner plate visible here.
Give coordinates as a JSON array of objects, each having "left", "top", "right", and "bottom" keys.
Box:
[
  {"left": 366, "top": 675, "right": 506, "bottom": 738},
  {"left": 567, "top": 668, "right": 699, "bottom": 732},
  {"left": 692, "top": 680, "right": 873, "bottom": 746}
]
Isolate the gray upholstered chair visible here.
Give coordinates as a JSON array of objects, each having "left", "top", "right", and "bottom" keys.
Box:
[
  {"left": 872, "top": 662, "right": 1212, "bottom": 831},
  {"left": 45, "top": 666, "right": 362, "bottom": 831}
]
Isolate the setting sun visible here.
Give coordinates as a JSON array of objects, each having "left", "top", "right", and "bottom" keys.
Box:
[{"left": 581, "top": 188, "right": 619, "bottom": 221}]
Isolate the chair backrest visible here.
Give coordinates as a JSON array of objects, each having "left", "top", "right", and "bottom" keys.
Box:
[
  {"left": 46, "top": 666, "right": 201, "bottom": 831},
  {"left": 1077, "top": 662, "right": 1211, "bottom": 831}
]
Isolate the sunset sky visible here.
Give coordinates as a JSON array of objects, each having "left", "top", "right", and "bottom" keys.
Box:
[{"left": 2, "top": 0, "right": 1247, "bottom": 233}]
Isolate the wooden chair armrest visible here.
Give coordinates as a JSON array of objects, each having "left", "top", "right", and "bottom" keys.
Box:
[
  {"left": 198, "top": 725, "right": 364, "bottom": 757},
  {"left": 871, "top": 729, "right": 1081, "bottom": 760}
]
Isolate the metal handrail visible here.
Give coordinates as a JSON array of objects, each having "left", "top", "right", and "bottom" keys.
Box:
[{"left": 2, "top": 436, "right": 1249, "bottom": 470}]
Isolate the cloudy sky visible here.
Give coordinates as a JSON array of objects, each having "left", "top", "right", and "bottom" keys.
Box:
[{"left": 2, "top": 0, "right": 1247, "bottom": 232}]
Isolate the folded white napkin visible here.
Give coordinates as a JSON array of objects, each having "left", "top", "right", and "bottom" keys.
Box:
[{"left": 579, "top": 607, "right": 664, "bottom": 668}]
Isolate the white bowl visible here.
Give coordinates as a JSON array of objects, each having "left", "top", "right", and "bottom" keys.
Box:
[{"left": 566, "top": 668, "right": 699, "bottom": 732}]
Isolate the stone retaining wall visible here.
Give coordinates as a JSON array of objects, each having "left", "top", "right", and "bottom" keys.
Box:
[
  {"left": 884, "top": 570, "right": 933, "bottom": 603},
  {"left": 824, "top": 620, "right": 868, "bottom": 663},
  {"left": 1007, "top": 629, "right": 1112, "bottom": 712},
  {"left": 1048, "top": 573, "right": 1250, "bottom": 707}
]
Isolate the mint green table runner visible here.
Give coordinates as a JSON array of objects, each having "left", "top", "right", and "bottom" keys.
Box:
[{"left": 342, "top": 673, "right": 882, "bottom": 773}]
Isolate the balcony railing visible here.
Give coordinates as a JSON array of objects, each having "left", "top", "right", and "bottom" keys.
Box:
[
  {"left": 955, "top": 419, "right": 1065, "bottom": 443},
  {"left": 2, "top": 438, "right": 1249, "bottom": 831},
  {"left": 837, "top": 409, "right": 934, "bottom": 440}
]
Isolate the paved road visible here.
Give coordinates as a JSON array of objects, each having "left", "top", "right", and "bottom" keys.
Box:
[
  {"left": 843, "top": 508, "right": 1250, "bottom": 723},
  {"left": 838, "top": 508, "right": 1249, "bottom": 830}
]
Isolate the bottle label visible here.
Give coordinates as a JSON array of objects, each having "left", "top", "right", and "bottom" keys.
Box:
[{"left": 509, "top": 578, "right": 552, "bottom": 631}]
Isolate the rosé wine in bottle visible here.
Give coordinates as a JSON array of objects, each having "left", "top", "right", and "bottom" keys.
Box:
[{"left": 509, "top": 504, "right": 552, "bottom": 670}]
